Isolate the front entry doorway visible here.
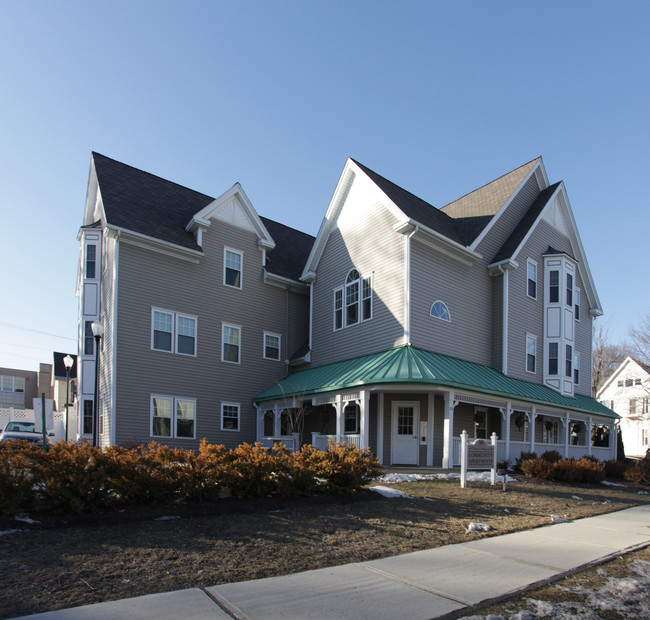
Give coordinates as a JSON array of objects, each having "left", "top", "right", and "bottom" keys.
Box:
[{"left": 391, "top": 401, "right": 420, "bottom": 465}]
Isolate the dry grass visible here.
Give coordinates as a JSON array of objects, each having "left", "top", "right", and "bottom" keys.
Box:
[{"left": 0, "top": 475, "right": 648, "bottom": 618}]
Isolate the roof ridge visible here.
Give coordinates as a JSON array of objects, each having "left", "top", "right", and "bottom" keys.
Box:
[
  {"left": 259, "top": 215, "right": 316, "bottom": 240},
  {"left": 92, "top": 152, "right": 215, "bottom": 201},
  {"left": 440, "top": 157, "right": 541, "bottom": 212}
]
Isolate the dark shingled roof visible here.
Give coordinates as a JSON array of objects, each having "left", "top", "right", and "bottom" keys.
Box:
[
  {"left": 93, "top": 152, "right": 214, "bottom": 252},
  {"left": 260, "top": 217, "right": 315, "bottom": 281},
  {"left": 92, "top": 153, "right": 312, "bottom": 282},
  {"left": 53, "top": 352, "right": 77, "bottom": 380},
  {"left": 351, "top": 159, "right": 470, "bottom": 246},
  {"left": 491, "top": 183, "right": 561, "bottom": 264}
]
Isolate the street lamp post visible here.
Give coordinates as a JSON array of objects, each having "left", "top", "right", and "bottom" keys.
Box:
[
  {"left": 91, "top": 321, "right": 104, "bottom": 448},
  {"left": 63, "top": 354, "right": 74, "bottom": 442}
]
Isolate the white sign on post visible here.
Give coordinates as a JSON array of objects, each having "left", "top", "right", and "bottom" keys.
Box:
[
  {"left": 33, "top": 398, "right": 54, "bottom": 432},
  {"left": 460, "top": 430, "right": 498, "bottom": 488}
]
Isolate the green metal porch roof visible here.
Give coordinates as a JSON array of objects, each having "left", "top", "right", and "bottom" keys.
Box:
[{"left": 254, "top": 345, "right": 617, "bottom": 420}]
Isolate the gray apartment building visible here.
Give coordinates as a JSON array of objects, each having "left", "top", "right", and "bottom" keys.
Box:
[{"left": 75, "top": 153, "right": 618, "bottom": 465}]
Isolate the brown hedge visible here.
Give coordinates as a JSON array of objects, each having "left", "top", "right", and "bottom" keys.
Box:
[{"left": 0, "top": 439, "right": 384, "bottom": 518}]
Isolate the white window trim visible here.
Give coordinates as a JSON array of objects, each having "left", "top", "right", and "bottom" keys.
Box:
[
  {"left": 263, "top": 331, "right": 282, "bottom": 361},
  {"left": 224, "top": 247, "right": 243, "bottom": 290},
  {"left": 526, "top": 333, "right": 537, "bottom": 374},
  {"left": 221, "top": 402, "right": 240, "bottom": 432},
  {"left": 527, "top": 258, "right": 537, "bottom": 300},
  {"left": 430, "top": 300, "right": 451, "bottom": 322},
  {"left": 151, "top": 307, "right": 198, "bottom": 357},
  {"left": 333, "top": 270, "right": 373, "bottom": 331},
  {"left": 150, "top": 394, "right": 197, "bottom": 440},
  {"left": 222, "top": 322, "right": 242, "bottom": 364}
]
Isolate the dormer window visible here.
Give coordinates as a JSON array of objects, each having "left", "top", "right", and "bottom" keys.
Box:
[
  {"left": 334, "top": 269, "right": 372, "bottom": 330},
  {"left": 224, "top": 248, "right": 242, "bottom": 289}
]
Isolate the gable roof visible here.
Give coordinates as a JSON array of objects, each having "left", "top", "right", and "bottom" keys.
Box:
[
  {"left": 89, "top": 153, "right": 308, "bottom": 281},
  {"left": 255, "top": 345, "right": 617, "bottom": 420},
  {"left": 52, "top": 352, "right": 77, "bottom": 381},
  {"left": 261, "top": 217, "right": 315, "bottom": 281},
  {"left": 491, "top": 182, "right": 561, "bottom": 264},
  {"left": 92, "top": 152, "right": 213, "bottom": 252},
  {"left": 351, "top": 159, "right": 468, "bottom": 245},
  {"left": 597, "top": 356, "right": 650, "bottom": 396}
]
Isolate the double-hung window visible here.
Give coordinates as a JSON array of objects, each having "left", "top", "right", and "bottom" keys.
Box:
[
  {"left": 151, "top": 395, "right": 196, "bottom": 439},
  {"left": 566, "top": 273, "right": 573, "bottom": 307},
  {"left": 574, "top": 352, "right": 580, "bottom": 385},
  {"left": 224, "top": 248, "right": 242, "bottom": 289},
  {"left": 222, "top": 323, "right": 241, "bottom": 363},
  {"left": 575, "top": 289, "right": 581, "bottom": 321},
  {"left": 84, "top": 321, "right": 94, "bottom": 355},
  {"left": 526, "top": 334, "right": 537, "bottom": 373},
  {"left": 344, "top": 404, "right": 359, "bottom": 434},
  {"left": 549, "top": 270, "right": 559, "bottom": 303},
  {"left": 221, "top": 402, "right": 240, "bottom": 431},
  {"left": 548, "top": 342, "right": 559, "bottom": 375},
  {"left": 264, "top": 332, "right": 281, "bottom": 360},
  {"left": 565, "top": 344, "right": 572, "bottom": 378},
  {"left": 152, "top": 309, "right": 197, "bottom": 356},
  {"left": 334, "top": 269, "right": 373, "bottom": 330},
  {"left": 85, "top": 245, "right": 96, "bottom": 279},
  {"left": 527, "top": 259, "right": 537, "bottom": 299}
]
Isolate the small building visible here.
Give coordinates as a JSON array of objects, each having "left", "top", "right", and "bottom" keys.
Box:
[{"left": 598, "top": 357, "right": 650, "bottom": 458}]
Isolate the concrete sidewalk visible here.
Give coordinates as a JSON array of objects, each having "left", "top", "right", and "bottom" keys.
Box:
[{"left": 13, "top": 504, "right": 650, "bottom": 620}]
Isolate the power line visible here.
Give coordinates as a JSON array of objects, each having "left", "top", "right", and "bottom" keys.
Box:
[{"left": 0, "top": 321, "right": 76, "bottom": 341}]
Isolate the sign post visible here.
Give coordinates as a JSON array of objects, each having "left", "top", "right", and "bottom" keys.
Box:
[{"left": 460, "top": 431, "right": 498, "bottom": 488}]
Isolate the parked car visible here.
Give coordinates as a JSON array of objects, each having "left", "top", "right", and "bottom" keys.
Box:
[{"left": 0, "top": 421, "right": 54, "bottom": 449}]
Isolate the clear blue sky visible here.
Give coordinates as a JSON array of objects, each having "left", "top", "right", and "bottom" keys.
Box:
[{"left": 0, "top": 0, "right": 648, "bottom": 371}]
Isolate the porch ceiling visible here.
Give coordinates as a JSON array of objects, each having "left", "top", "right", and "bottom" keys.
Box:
[{"left": 254, "top": 345, "right": 618, "bottom": 420}]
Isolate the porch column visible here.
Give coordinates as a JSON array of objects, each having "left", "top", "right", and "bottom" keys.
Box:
[
  {"left": 359, "top": 390, "right": 369, "bottom": 449},
  {"left": 529, "top": 407, "right": 536, "bottom": 453},
  {"left": 426, "top": 392, "right": 434, "bottom": 467},
  {"left": 563, "top": 413, "right": 570, "bottom": 458},
  {"left": 588, "top": 416, "right": 593, "bottom": 456},
  {"left": 254, "top": 405, "right": 262, "bottom": 442},
  {"left": 442, "top": 391, "right": 457, "bottom": 469},
  {"left": 273, "top": 405, "right": 282, "bottom": 436},
  {"left": 334, "top": 394, "right": 343, "bottom": 443},
  {"left": 377, "top": 393, "right": 384, "bottom": 464},
  {"left": 501, "top": 403, "right": 512, "bottom": 462}
]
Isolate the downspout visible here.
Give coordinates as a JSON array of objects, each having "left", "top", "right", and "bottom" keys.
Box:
[
  {"left": 404, "top": 226, "right": 419, "bottom": 345},
  {"left": 308, "top": 281, "right": 313, "bottom": 354},
  {"left": 110, "top": 231, "right": 119, "bottom": 446},
  {"left": 497, "top": 264, "right": 509, "bottom": 375}
]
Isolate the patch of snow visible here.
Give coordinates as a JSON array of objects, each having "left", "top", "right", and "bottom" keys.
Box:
[
  {"left": 368, "top": 485, "right": 413, "bottom": 499},
  {"left": 638, "top": 490, "right": 648, "bottom": 495},
  {"left": 14, "top": 515, "right": 40, "bottom": 524},
  {"left": 601, "top": 480, "right": 626, "bottom": 487},
  {"left": 0, "top": 529, "right": 21, "bottom": 537},
  {"left": 571, "top": 495, "right": 583, "bottom": 500},
  {"left": 154, "top": 515, "right": 180, "bottom": 521},
  {"left": 602, "top": 499, "right": 612, "bottom": 504},
  {"left": 466, "top": 522, "right": 492, "bottom": 533},
  {"left": 378, "top": 471, "right": 517, "bottom": 484}
]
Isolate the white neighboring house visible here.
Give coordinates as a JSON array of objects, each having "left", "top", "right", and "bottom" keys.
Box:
[{"left": 598, "top": 357, "right": 650, "bottom": 458}]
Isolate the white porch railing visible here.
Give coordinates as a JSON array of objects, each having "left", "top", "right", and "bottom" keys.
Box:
[
  {"left": 451, "top": 437, "right": 612, "bottom": 467},
  {"left": 311, "top": 433, "right": 361, "bottom": 451},
  {"left": 259, "top": 435, "right": 298, "bottom": 451}
]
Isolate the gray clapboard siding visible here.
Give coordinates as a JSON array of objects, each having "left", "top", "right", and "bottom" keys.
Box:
[
  {"left": 505, "top": 218, "right": 592, "bottom": 393},
  {"left": 410, "top": 240, "right": 493, "bottom": 366},
  {"left": 310, "top": 197, "right": 405, "bottom": 367},
  {"left": 475, "top": 174, "right": 541, "bottom": 262},
  {"left": 99, "top": 236, "right": 116, "bottom": 447},
  {"left": 113, "top": 220, "right": 307, "bottom": 448}
]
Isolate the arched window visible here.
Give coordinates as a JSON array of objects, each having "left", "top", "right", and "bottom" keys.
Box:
[
  {"left": 430, "top": 301, "right": 450, "bottom": 322},
  {"left": 334, "top": 269, "right": 373, "bottom": 330}
]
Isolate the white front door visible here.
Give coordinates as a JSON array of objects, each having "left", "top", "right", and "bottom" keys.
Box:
[{"left": 391, "top": 401, "right": 420, "bottom": 465}]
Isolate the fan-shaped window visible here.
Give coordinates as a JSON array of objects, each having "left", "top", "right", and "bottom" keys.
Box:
[{"left": 430, "top": 301, "right": 450, "bottom": 322}]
